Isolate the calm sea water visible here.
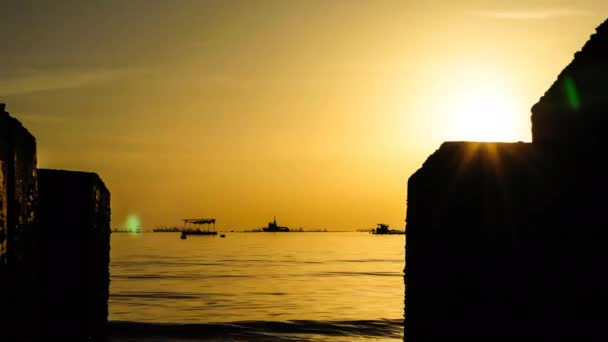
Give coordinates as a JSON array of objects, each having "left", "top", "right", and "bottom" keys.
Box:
[{"left": 109, "top": 232, "right": 404, "bottom": 341}]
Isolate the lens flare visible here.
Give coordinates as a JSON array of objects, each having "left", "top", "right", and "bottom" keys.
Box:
[
  {"left": 126, "top": 214, "right": 141, "bottom": 234},
  {"left": 564, "top": 76, "right": 580, "bottom": 112}
]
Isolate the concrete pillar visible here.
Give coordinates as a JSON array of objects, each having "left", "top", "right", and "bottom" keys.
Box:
[
  {"left": 38, "top": 169, "right": 111, "bottom": 341},
  {"left": 405, "top": 142, "right": 608, "bottom": 341},
  {"left": 0, "top": 104, "right": 40, "bottom": 341}
]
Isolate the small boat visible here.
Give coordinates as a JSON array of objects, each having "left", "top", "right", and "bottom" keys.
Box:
[
  {"left": 179, "top": 218, "right": 218, "bottom": 237},
  {"left": 220, "top": 234, "right": 226, "bottom": 238},
  {"left": 371, "top": 223, "right": 406, "bottom": 235},
  {"left": 181, "top": 230, "right": 218, "bottom": 236}
]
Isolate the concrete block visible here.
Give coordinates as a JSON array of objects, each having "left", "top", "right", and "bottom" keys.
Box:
[
  {"left": 38, "top": 169, "right": 110, "bottom": 341},
  {"left": 0, "top": 104, "right": 40, "bottom": 341}
]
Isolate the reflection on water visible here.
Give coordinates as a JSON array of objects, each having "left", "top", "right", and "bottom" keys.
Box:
[{"left": 110, "top": 232, "right": 404, "bottom": 340}]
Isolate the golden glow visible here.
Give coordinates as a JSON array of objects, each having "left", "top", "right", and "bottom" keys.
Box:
[
  {"left": 437, "top": 67, "right": 522, "bottom": 142},
  {"left": 4, "top": 2, "right": 605, "bottom": 230}
]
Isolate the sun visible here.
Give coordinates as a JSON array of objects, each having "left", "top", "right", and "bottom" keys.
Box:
[
  {"left": 447, "top": 87, "right": 519, "bottom": 141},
  {"left": 436, "top": 67, "right": 525, "bottom": 142}
]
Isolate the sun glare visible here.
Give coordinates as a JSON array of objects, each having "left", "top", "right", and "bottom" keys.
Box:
[{"left": 437, "top": 67, "right": 524, "bottom": 142}]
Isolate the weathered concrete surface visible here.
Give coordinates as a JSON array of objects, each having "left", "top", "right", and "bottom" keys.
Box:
[
  {"left": 405, "top": 142, "right": 608, "bottom": 341},
  {"left": 0, "top": 104, "right": 40, "bottom": 341},
  {"left": 38, "top": 169, "right": 111, "bottom": 341}
]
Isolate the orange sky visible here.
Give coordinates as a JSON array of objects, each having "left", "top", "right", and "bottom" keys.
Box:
[{"left": 2, "top": 1, "right": 607, "bottom": 230}]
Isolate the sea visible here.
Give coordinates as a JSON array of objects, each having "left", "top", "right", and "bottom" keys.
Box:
[{"left": 109, "top": 232, "right": 404, "bottom": 341}]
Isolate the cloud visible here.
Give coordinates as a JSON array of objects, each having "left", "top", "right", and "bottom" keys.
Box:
[
  {"left": 473, "top": 8, "right": 597, "bottom": 20},
  {"left": 0, "top": 67, "right": 133, "bottom": 96}
]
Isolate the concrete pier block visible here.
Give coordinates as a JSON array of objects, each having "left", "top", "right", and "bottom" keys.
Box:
[
  {"left": 405, "top": 19, "right": 608, "bottom": 341},
  {"left": 0, "top": 104, "right": 40, "bottom": 341},
  {"left": 38, "top": 169, "right": 111, "bottom": 341}
]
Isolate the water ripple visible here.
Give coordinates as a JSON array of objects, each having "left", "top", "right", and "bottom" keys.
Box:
[
  {"left": 313, "top": 271, "right": 402, "bottom": 277},
  {"left": 111, "top": 274, "right": 249, "bottom": 280},
  {"left": 108, "top": 318, "right": 403, "bottom": 341}
]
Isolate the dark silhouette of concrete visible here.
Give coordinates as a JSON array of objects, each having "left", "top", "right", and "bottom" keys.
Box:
[
  {"left": 38, "top": 169, "right": 111, "bottom": 341},
  {"left": 0, "top": 105, "right": 111, "bottom": 341},
  {"left": 405, "top": 19, "right": 608, "bottom": 341},
  {"left": 0, "top": 104, "right": 40, "bottom": 341},
  {"left": 532, "top": 20, "right": 608, "bottom": 146}
]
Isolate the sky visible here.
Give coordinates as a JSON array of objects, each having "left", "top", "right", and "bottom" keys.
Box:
[{"left": 1, "top": 0, "right": 607, "bottom": 231}]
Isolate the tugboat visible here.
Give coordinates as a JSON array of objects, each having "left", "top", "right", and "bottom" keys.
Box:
[
  {"left": 371, "top": 223, "right": 406, "bottom": 235},
  {"left": 262, "top": 217, "right": 290, "bottom": 232}
]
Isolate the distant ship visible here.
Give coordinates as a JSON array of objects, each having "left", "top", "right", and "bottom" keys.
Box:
[
  {"left": 111, "top": 227, "right": 141, "bottom": 234},
  {"left": 152, "top": 226, "right": 181, "bottom": 232},
  {"left": 262, "top": 217, "right": 290, "bottom": 232},
  {"left": 371, "top": 223, "right": 406, "bottom": 235}
]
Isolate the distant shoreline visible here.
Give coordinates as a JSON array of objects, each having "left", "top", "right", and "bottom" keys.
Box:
[{"left": 116, "top": 230, "right": 375, "bottom": 234}]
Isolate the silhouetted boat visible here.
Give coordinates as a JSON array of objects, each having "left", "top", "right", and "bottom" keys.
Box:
[
  {"left": 111, "top": 227, "right": 141, "bottom": 234},
  {"left": 262, "top": 217, "right": 290, "bottom": 232},
  {"left": 371, "top": 223, "right": 406, "bottom": 235},
  {"left": 181, "top": 230, "right": 218, "bottom": 237},
  {"left": 179, "top": 218, "right": 218, "bottom": 238}
]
